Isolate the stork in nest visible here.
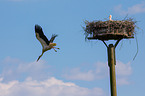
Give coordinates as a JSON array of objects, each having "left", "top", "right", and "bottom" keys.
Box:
[
  {"left": 35, "top": 24, "right": 59, "bottom": 61},
  {"left": 109, "top": 15, "right": 113, "bottom": 21}
]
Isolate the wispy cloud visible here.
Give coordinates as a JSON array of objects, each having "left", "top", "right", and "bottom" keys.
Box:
[
  {"left": 117, "top": 77, "right": 130, "bottom": 86},
  {"left": 63, "top": 62, "right": 108, "bottom": 81},
  {"left": 0, "top": 57, "right": 132, "bottom": 87},
  {"left": 0, "top": 57, "right": 106, "bottom": 96},
  {"left": 116, "top": 61, "right": 132, "bottom": 76},
  {"left": 116, "top": 61, "right": 132, "bottom": 85},
  {"left": 114, "top": 2, "right": 145, "bottom": 15},
  {"left": 0, "top": 57, "right": 50, "bottom": 82},
  {"left": 63, "top": 68, "right": 95, "bottom": 81},
  {"left": 0, "top": 77, "right": 105, "bottom": 96},
  {"left": 64, "top": 61, "right": 132, "bottom": 85}
]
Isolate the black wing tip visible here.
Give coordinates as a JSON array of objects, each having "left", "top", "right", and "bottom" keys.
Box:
[
  {"left": 52, "top": 34, "right": 58, "bottom": 37},
  {"left": 35, "top": 24, "right": 41, "bottom": 28},
  {"left": 35, "top": 24, "right": 40, "bottom": 27},
  {"left": 35, "top": 24, "right": 42, "bottom": 29},
  {"left": 35, "top": 24, "right": 43, "bottom": 33}
]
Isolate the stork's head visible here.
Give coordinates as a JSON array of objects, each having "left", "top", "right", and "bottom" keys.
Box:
[{"left": 49, "top": 43, "right": 57, "bottom": 48}]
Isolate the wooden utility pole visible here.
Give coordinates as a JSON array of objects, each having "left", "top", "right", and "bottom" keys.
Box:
[
  {"left": 108, "top": 44, "right": 117, "bottom": 96},
  {"left": 102, "top": 39, "right": 121, "bottom": 96}
]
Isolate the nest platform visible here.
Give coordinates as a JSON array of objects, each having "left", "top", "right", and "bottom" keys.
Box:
[{"left": 84, "top": 19, "right": 136, "bottom": 41}]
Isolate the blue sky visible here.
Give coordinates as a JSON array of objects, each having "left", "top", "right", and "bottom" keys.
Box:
[{"left": 0, "top": 0, "right": 145, "bottom": 96}]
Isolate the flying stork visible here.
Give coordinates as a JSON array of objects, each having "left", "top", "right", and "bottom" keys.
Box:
[{"left": 35, "top": 24, "right": 59, "bottom": 61}]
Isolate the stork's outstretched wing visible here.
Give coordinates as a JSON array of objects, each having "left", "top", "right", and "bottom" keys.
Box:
[
  {"left": 35, "top": 24, "right": 50, "bottom": 47},
  {"left": 50, "top": 34, "right": 58, "bottom": 43}
]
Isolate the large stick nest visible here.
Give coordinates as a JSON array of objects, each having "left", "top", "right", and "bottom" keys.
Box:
[{"left": 84, "top": 18, "right": 136, "bottom": 40}]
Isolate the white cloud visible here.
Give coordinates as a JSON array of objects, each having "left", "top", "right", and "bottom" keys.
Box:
[
  {"left": 63, "top": 62, "right": 108, "bottom": 81},
  {"left": 0, "top": 57, "right": 106, "bottom": 96},
  {"left": 0, "top": 77, "right": 105, "bottom": 96},
  {"left": 63, "top": 68, "right": 95, "bottom": 81},
  {"left": 114, "top": 2, "right": 145, "bottom": 15},
  {"left": 0, "top": 56, "right": 133, "bottom": 87},
  {"left": 117, "top": 77, "right": 130, "bottom": 86},
  {"left": 0, "top": 57, "right": 50, "bottom": 82},
  {"left": 95, "top": 62, "right": 109, "bottom": 79},
  {"left": 64, "top": 61, "right": 132, "bottom": 86},
  {"left": 116, "top": 61, "right": 132, "bottom": 85},
  {"left": 116, "top": 61, "right": 132, "bottom": 76}
]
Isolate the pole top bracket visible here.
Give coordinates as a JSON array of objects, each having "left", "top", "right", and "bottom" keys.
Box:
[{"left": 102, "top": 39, "right": 122, "bottom": 48}]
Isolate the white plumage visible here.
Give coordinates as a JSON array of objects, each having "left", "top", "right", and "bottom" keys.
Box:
[
  {"left": 35, "top": 24, "right": 59, "bottom": 61},
  {"left": 109, "top": 15, "right": 113, "bottom": 21}
]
